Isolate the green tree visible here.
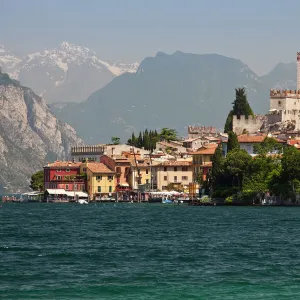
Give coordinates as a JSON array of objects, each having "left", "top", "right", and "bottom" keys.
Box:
[
  {"left": 137, "top": 132, "right": 143, "bottom": 148},
  {"left": 30, "top": 170, "right": 44, "bottom": 191},
  {"left": 253, "top": 137, "right": 283, "bottom": 155},
  {"left": 281, "top": 146, "right": 300, "bottom": 197},
  {"left": 227, "top": 131, "right": 240, "bottom": 152},
  {"left": 143, "top": 130, "right": 150, "bottom": 150},
  {"left": 127, "top": 133, "right": 137, "bottom": 146},
  {"left": 111, "top": 137, "right": 120, "bottom": 145},
  {"left": 160, "top": 128, "right": 178, "bottom": 141},
  {"left": 225, "top": 149, "right": 252, "bottom": 190},
  {"left": 244, "top": 155, "right": 281, "bottom": 193},
  {"left": 211, "top": 145, "right": 224, "bottom": 189},
  {"left": 224, "top": 88, "right": 254, "bottom": 132}
]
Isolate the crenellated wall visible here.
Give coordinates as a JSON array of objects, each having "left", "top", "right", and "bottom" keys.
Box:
[{"left": 232, "top": 115, "right": 266, "bottom": 135}]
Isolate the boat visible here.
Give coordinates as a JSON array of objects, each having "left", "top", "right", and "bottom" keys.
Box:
[
  {"left": 78, "top": 199, "right": 88, "bottom": 205},
  {"left": 162, "top": 197, "right": 173, "bottom": 204}
]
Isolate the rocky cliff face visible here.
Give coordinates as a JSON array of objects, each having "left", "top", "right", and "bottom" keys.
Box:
[{"left": 0, "top": 73, "right": 83, "bottom": 192}]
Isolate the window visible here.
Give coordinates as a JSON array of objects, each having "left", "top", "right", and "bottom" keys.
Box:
[
  {"left": 96, "top": 175, "right": 102, "bottom": 180},
  {"left": 108, "top": 175, "right": 113, "bottom": 180},
  {"left": 174, "top": 167, "right": 177, "bottom": 172},
  {"left": 146, "top": 169, "right": 149, "bottom": 174},
  {"left": 182, "top": 176, "right": 188, "bottom": 181},
  {"left": 66, "top": 168, "right": 70, "bottom": 172},
  {"left": 66, "top": 184, "right": 69, "bottom": 190},
  {"left": 164, "top": 167, "right": 167, "bottom": 172},
  {"left": 83, "top": 168, "right": 86, "bottom": 172},
  {"left": 174, "top": 176, "right": 177, "bottom": 182},
  {"left": 162, "top": 186, "right": 167, "bottom": 190},
  {"left": 57, "top": 169, "right": 61, "bottom": 172},
  {"left": 182, "top": 166, "right": 188, "bottom": 172},
  {"left": 278, "top": 101, "right": 281, "bottom": 106},
  {"left": 146, "top": 179, "right": 149, "bottom": 184},
  {"left": 109, "top": 186, "right": 112, "bottom": 193},
  {"left": 98, "top": 186, "right": 101, "bottom": 193},
  {"left": 164, "top": 176, "right": 167, "bottom": 181}
]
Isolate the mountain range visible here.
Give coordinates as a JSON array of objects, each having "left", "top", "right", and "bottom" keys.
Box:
[
  {"left": 0, "top": 42, "right": 139, "bottom": 104},
  {"left": 0, "top": 72, "right": 83, "bottom": 192},
  {"left": 50, "top": 51, "right": 297, "bottom": 143}
]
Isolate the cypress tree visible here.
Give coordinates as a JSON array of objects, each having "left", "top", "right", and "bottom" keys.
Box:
[
  {"left": 224, "top": 88, "right": 254, "bottom": 133},
  {"left": 143, "top": 130, "right": 150, "bottom": 150},
  {"left": 211, "top": 145, "right": 224, "bottom": 189},
  {"left": 137, "top": 132, "right": 143, "bottom": 148},
  {"left": 227, "top": 131, "right": 240, "bottom": 152}
]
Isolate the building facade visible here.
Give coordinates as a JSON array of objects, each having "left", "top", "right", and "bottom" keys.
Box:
[
  {"left": 152, "top": 161, "right": 193, "bottom": 191},
  {"left": 192, "top": 144, "right": 217, "bottom": 182},
  {"left": 100, "top": 155, "right": 132, "bottom": 191},
  {"left": 80, "top": 162, "right": 115, "bottom": 199},
  {"left": 43, "top": 161, "right": 84, "bottom": 191}
]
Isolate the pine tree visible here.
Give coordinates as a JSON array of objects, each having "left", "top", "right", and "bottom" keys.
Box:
[
  {"left": 227, "top": 131, "right": 240, "bottom": 152},
  {"left": 224, "top": 88, "right": 254, "bottom": 133}
]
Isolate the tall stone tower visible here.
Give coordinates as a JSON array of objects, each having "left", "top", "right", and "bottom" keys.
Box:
[{"left": 297, "top": 52, "right": 300, "bottom": 91}]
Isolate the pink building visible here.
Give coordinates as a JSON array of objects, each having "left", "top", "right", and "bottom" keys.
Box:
[{"left": 43, "top": 161, "right": 85, "bottom": 191}]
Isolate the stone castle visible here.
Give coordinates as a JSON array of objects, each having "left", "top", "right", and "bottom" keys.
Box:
[{"left": 232, "top": 53, "right": 300, "bottom": 135}]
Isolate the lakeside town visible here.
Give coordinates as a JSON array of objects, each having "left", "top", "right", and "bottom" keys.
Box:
[{"left": 3, "top": 53, "right": 300, "bottom": 205}]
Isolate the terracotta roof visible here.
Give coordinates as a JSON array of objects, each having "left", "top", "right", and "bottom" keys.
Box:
[
  {"left": 192, "top": 144, "right": 218, "bottom": 155},
  {"left": 46, "top": 161, "right": 81, "bottom": 168},
  {"left": 238, "top": 135, "right": 284, "bottom": 143},
  {"left": 287, "top": 140, "right": 300, "bottom": 146},
  {"left": 86, "top": 162, "right": 114, "bottom": 173}
]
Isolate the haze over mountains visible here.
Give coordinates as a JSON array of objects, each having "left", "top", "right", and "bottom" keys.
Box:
[
  {"left": 0, "top": 42, "right": 139, "bottom": 104},
  {"left": 0, "top": 42, "right": 297, "bottom": 144},
  {"left": 51, "top": 51, "right": 297, "bottom": 143}
]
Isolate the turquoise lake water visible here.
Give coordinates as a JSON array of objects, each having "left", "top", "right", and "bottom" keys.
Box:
[{"left": 1, "top": 203, "right": 300, "bottom": 299}]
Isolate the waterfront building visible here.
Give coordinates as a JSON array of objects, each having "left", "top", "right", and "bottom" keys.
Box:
[
  {"left": 152, "top": 161, "right": 193, "bottom": 192},
  {"left": 80, "top": 162, "right": 115, "bottom": 200},
  {"left": 43, "top": 161, "right": 85, "bottom": 191},
  {"left": 192, "top": 144, "right": 218, "bottom": 182},
  {"left": 100, "top": 155, "right": 132, "bottom": 192},
  {"left": 130, "top": 158, "right": 156, "bottom": 191}
]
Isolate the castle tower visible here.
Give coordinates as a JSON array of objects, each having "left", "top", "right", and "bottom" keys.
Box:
[{"left": 297, "top": 52, "right": 300, "bottom": 91}]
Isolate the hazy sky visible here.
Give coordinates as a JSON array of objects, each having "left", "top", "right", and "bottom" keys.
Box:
[{"left": 1, "top": 0, "right": 300, "bottom": 75}]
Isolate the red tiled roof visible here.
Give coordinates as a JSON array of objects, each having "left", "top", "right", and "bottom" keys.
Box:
[
  {"left": 192, "top": 144, "right": 218, "bottom": 155},
  {"left": 87, "top": 162, "right": 114, "bottom": 173},
  {"left": 46, "top": 161, "right": 81, "bottom": 168},
  {"left": 238, "top": 135, "right": 284, "bottom": 143}
]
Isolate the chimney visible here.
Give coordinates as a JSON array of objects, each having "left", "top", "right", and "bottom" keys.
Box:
[{"left": 297, "top": 52, "right": 300, "bottom": 91}]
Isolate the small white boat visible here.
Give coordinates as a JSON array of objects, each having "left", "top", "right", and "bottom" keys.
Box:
[{"left": 78, "top": 199, "right": 88, "bottom": 205}]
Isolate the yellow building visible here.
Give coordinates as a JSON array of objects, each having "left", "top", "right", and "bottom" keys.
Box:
[
  {"left": 152, "top": 161, "right": 193, "bottom": 192},
  {"left": 130, "top": 158, "right": 154, "bottom": 190},
  {"left": 80, "top": 162, "right": 115, "bottom": 199}
]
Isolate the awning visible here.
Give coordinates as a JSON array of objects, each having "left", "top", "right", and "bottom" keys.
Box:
[
  {"left": 119, "top": 183, "right": 129, "bottom": 187},
  {"left": 64, "top": 191, "right": 88, "bottom": 197},
  {"left": 46, "top": 189, "right": 67, "bottom": 195}
]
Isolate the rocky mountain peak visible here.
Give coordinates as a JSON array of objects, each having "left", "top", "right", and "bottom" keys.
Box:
[
  {"left": 0, "top": 42, "right": 140, "bottom": 103},
  {"left": 0, "top": 71, "right": 83, "bottom": 192}
]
